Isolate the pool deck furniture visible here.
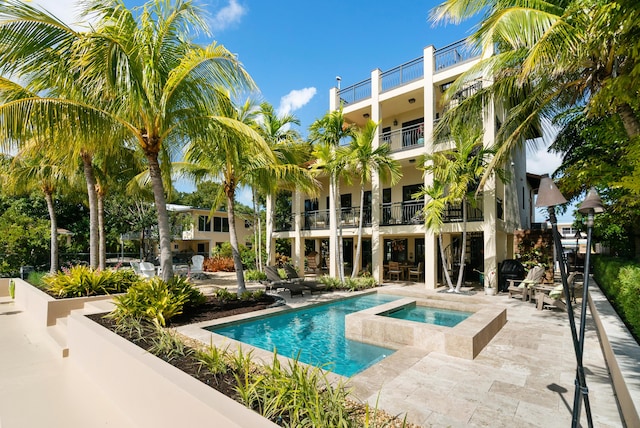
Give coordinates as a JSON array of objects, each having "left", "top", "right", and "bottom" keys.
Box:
[
  {"left": 264, "top": 266, "right": 306, "bottom": 296},
  {"left": 507, "top": 265, "right": 545, "bottom": 301},
  {"left": 388, "top": 261, "right": 403, "bottom": 281}
]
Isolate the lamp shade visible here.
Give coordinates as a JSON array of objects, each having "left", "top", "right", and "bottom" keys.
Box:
[
  {"left": 578, "top": 187, "right": 605, "bottom": 214},
  {"left": 535, "top": 174, "right": 567, "bottom": 207}
]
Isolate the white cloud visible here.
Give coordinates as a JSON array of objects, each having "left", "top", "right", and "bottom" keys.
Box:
[
  {"left": 210, "top": 0, "right": 246, "bottom": 32},
  {"left": 27, "top": 0, "right": 92, "bottom": 29},
  {"left": 526, "top": 145, "right": 563, "bottom": 176},
  {"left": 277, "top": 87, "right": 317, "bottom": 116}
]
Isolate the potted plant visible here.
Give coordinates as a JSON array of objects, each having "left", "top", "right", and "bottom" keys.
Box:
[{"left": 484, "top": 270, "right": 497, "bottom": 296}]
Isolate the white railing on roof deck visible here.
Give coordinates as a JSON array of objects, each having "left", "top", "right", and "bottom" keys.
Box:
[
  {"left": 381, "top": 57, "right": 423, "bottom": 92},
  {"left": 434, "top": 39, "right": 481, "bottom": 72},
  {"left": 338, "top": 79, "right": 371, "bottom": 105}
]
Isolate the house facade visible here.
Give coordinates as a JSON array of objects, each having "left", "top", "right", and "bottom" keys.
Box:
[
  {"left": 271, "top": 39, "right": 535, "bottom": 288},
  {"left": 167, "top": 204, "right": 253, "bottom": 259}
]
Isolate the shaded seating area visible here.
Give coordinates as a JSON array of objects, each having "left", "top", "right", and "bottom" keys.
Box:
[
  {"left": 282, "top": 265, "right": 326, "bottom": 294},
  {"left": 408, "top": 262, "right": 424, "bottom": 282},
  {"left": 507, "top": 265, "right": 545, "bottom": 301},
  {"left": 536, "top": 272, "right": 579, "bottom": 311},
  {"left": 388, "top": 261, "right": 403, "bottom": 281}
]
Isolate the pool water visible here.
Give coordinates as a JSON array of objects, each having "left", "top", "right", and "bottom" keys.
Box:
[
  {"left": 208, "top": 293, "right": 401, "bottom": 377},
  {"left": 384, "top": 305, "right": 472, "bottom": 327}
]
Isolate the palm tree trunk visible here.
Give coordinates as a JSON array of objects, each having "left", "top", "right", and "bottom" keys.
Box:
[
  {"left": 44, "top": 191, "right": 58, "bottom": 274},
  {"left": 146, "top": 153, "right": 174, "bottom": 280},
  {"left": 454, "top": 200, "right": 468, "bottom": 292},
  {"left": 266, "top": 193, "right": 274, "bottom": 267},
  {"left": 97, "top": 189, "right": 106, "bottom": 270},
  {"left": 226, "top": 190, "right": 246, "bottom": 296},
  {"left": 351, "top": 185, "right": 365, "bottom": 279},
  {"left": 617, "top": 103, "right": 640, "bottom": 140},
  {"left": 81, "top": 151, "right": 99, "bottom": 269},
  {"left": 439, "top": 234, "right": 454, "bottom": 290}
]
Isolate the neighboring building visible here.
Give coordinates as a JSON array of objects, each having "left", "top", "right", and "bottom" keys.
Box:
[
  {"left": 270, "top": 39, "right": 537, "bottom": 288},
  {"left": 167, "top": 204, "right": 254, "bottom": 258}
]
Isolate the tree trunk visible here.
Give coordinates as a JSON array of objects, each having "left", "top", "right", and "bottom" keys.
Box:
[
  {"left": 334, "top": 175, "right": 345, "bottom": 283},
  {"left": 44, "top": 191, "right": 58, "bottom": 274},
  {"left": 439, "top": 233, "right": 455, "bottom": 290},
  {"left": 97, "top": 189, "right": 106, "bottom": 270},
  {"left": 266, "top": 193, "right": 274, "bottom": 267},
  {"left": 351, "top": 185, "right": 365, "bottom": 279},
  {"left": 226, "top": 190, "right": 246, "bottom": 296},
  {"left": 146, "top": 153, "right": 174, "bottom": 280},
  {"left": 617, "top": 103, "right": 640, "bottom": 140},
  {"left": 454, "top": 200, "right": 468, "bottom": 292},
  {"left": 81, "top": 151, "right": 99, "bottom": 269}
]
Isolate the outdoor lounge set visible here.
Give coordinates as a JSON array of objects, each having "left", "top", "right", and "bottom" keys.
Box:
[{"left": 264, "top": 265, "right": 326, "bottom": 296}]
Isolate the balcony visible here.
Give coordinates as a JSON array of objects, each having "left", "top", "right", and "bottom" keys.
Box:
[
  {"left": 434, "top": 39, "right": 481, "bottom": 72},
  {"left": 381, "top": 57, "right": 423, "bottom": 93},
  {"left": 380, "top": 122, "right": 424, "bottom": 152},
  {"left": 443, "top": 199, "right": 484, "bottom": 223},
  {"left": 303, "top": 210, "right": 330, "bottom": 230},
  {"left": 380, "top": 201, "right": 425, "bottom": 225}
]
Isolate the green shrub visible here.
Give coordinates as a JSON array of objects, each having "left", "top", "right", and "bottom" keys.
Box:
[
  {"left": 245, "top": 269, "right": 267, "bottom": 281},
  {"left": 318, "top": 275, "right": 342, "bottom": 290},
  {"left": 42, "top": 265, "right": 142, "bottom": 298},
  {"left": 195, "top": 342, "right": 230, "bottom": 378},
  {"left": 148, "top": 326, "right": 193, "bottom": 362},
  {"left": 109, "top": 276, "right": 204, "bottom": 327},
  {"left": 214, "top": 287, "right": 236, "bottom": 302},
  {"left": 26, "top": 271, "right": 47, "bottom": 288}
]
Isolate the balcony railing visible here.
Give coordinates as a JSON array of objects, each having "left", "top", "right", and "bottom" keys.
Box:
[
  {"left": 434, "top": 39, "right": 481, "bottom": 72},
  {"left": 443, "top": 199, "right": 484, "bottom": 223},
  {"left": 275, "top": 213, "right": 295, "bottom": 232},
  {"left": 381, "top": 57, "right": 424, "bottom": 92},
  {"left": 380, "top": 122, "right": 425, "bottom": 152},
  {"left": 338, "top": 79, "right": 371, "bottom": 105},
  {"left": 380, "top": 201, "right": 425, "bottom": 225},
  {"left": 339, "top": 206, "right": 371, "bottom": 228},
  {"left": 303, "top": 209, "right": 330, "bottom": 230}
]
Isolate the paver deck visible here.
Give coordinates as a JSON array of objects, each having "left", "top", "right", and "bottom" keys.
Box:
[{"left": 0, "top": 274, "right": 627, "bottom": 427}]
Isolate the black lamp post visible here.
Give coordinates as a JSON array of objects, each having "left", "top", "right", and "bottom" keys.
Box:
[
  {"left": 535, "top": 175, "right": 594, "bottom": 428},
  {"left": 570, "top": 187, "right": 604, "bottom": 427}
]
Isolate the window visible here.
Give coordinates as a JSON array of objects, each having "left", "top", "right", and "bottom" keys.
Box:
[
  {"left": 198, "top": 215, "right": 211, "bottom": 232},
  {"left": 213, "top": 217, "right": 229, "bottom": 232},
  {"left": 305, "top": 198, "right": 319, "bottom": 212}
]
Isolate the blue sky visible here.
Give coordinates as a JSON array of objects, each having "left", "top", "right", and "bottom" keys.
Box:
[{"left": 32, "top": 0, "right": 571, "bottom": 222}]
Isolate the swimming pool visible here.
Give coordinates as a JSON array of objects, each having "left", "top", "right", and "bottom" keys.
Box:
[
  {"left": 208, "top": 293, "right": 401, "bottom": 377},
  {"left": 383, "top": 304, "right": 472, "bottom": 327}
]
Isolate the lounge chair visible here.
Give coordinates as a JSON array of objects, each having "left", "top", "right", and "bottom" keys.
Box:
[
  {"left": 264, "top": 266, "right": 306, "bottom": 296},
  {"left": 507, "top": 265, "right": 545, "bottom": 301},
  {"left": 191, "top": 255, "right": 204, "bottom": 274},
  {"left": 306, "top": 254, "right": 319, "bottom": 273},
  {"left": 139, "top": 261, "right": 156, "bottom": 278},
  {"left": 282, "top": 265, "right": 326, "bottom": 293},
  {"left": 388, "top": 261, "right": 402, "bottom": 281},
  {"left": 408, "top": 262, "right": 424, "bottom": 282},
  {"left": 130, "top": 261, "right": 141, "bottom": 275}
]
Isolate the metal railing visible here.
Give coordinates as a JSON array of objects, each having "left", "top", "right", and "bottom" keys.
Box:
[
  {"left": 381, "top": 57, "right": 423, "bottom": 92},
  {"left": 380, "top": 122, "right": 425, "bottom": 152},
  {"left": 339, "top": 206, "right": 370, "bottom": 228},
  {"left": 443, "top": 199, "right": 484, "bottom": 223},
  {"left": 380, "top": 201, "right": 425, "bottom": 225},
  {"left": 338, "top": 79, "right": 371, "bottom": 105},
  {"left": 434, "top": 39, "right": 481, "bottom": 72},
  {"left": 303, "top": 210, "right": 330, "bottom": 230}
]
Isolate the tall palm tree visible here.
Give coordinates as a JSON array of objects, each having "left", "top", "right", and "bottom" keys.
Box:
[
  {"left": 254, "top": 102, "right": 317, "bottom": 268},
  {"left": 418, "top": 124, "right": 497, "bottom": 292},
  {"left": 178, "top": 93, "right": 275, "bottom": 295},
  {"left": 3, "top": 144, "right": 69, "bottom": 273},
  {"left": 0, "top": 0, "right": 255, "bottom": 280},
  {"left": 309, "top": 107, "right": 355, "bottom": 283},
  {"left": 345, "top": 119, "right": 401, "bottom": 278},
  {"left": 431, "top": 0, "right": 640, "bottom": 184}
]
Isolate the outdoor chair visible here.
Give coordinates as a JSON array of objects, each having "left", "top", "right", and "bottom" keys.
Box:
[
  {"left": 283, "top": 265, "right": 326, "bottom": 294},
  {"left": 536, "top": 272, "right": 577, "bottom": 311},
  {"left": 507, "top": 265, "right": 545, "bottom": 301},
  {"left": 130, "top": 261, "right": 141, "bottom": 275},
  {"left": 191, "top": 255, "right": 204, "bottom": 274},
  {"left": 408, "top": 262, "right": 424, "bottom": 282},
  {"left": 139, "top": 262, "right": 156, "bottom": 278},
  {"left": 264, "top": 266, "right": 306, "bottom": 296},
  {"left": 306, "top": 254, "right": 319, "bottom": 273},
  {"left": 388, "top": 261, "right": 402, "bottom": 281}
]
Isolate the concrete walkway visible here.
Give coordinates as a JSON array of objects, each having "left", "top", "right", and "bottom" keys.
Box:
[
  {"left": 0, "top": 296, "right": 135, "bottom": 428},
  {"left": 0, "top": 275, "right": 630, "bottom": 427}
]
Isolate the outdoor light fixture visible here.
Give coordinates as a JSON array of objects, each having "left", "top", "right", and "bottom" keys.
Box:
[
  {"left": 408, "top": 98, "right": 416, "bottom": 104},
  {"left": 363, "top": 113, "right": 370, "bottom": 118},
  {"left": 573, "top": 230, "right": 583, "bottom": 282},
  {"left": 536, "top": 174, "right": 593, "bottom": 428},
  {"left": 393, "top": 119, "right": 398, "bottom": 126},
  {"left": 569, "top": 187, "right": 604, "bottom": 428}
]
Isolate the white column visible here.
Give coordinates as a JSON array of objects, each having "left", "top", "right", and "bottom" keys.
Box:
[
  {"left": 370, "top": 69, "right": 383, "bottom": 282},
  {"left": 293, "top": 191, "right": 304, "bottom": 273}
]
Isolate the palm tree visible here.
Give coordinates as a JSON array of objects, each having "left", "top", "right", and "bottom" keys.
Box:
[
  {"left": 345, "top": 119, "right": 401, "bottom": 278},
  {"left": 254, "top": 102, "right": 317, "bottom": 269},
  {"left": 0, "top": 0, "right": 255, "bottom": 280},
  {"left": 309, "top": 107, "right": 355, "bottom": 283},
  {"left": 178, "top": 93, "right": 276, "bottom": 296},
  {"left": 418, "top": 124, "right": 497, "bottom": 292},
  {"left": 3, "top": 144, "right": 69, "bottom": 273},
  {"left": 430, "top": 0, "right": 640, "bottom": 186}
]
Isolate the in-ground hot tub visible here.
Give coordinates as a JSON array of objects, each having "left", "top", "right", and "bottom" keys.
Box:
[{"left": 345, "top": 297, "right": 507, "bottom": 359}]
